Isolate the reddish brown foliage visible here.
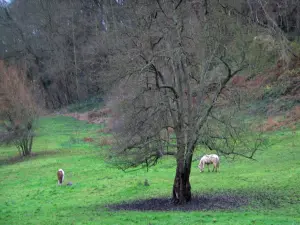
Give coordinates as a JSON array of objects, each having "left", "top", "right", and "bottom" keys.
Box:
[
  {"left": 261, "top": 106, "right": 300, "bottom": 131},
  {"left": 0, "top": 61, "right": 38, "bottom": 120},
  {"left": 83, "top": 137, "right": 94, "bottom": 142},
  {"left": 88, "top": 108, "right": 112, "bottom": 119},
  {"left": 231, "top": 75, "right": 246, "bottom": 86}
]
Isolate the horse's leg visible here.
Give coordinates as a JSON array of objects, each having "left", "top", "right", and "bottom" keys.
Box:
[
  {"left": 213, "top": 162, "right": 216, "bottom": 172},
  {"left": 198, "top": 161, "right": 203, "bottom": 172},
  {"left": 207, "top": 164, "right": 210, "bottom": 172},
  {"left": 215, "top": 162, "right": 219, "bottom": 172}
]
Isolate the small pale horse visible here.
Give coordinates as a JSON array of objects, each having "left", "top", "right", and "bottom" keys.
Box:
[
  {"left": 57, "top": 169, "right": 65, "bottom": 185},
  {"left": 198, "top": 154, "right": 220, "bottom": 172}
]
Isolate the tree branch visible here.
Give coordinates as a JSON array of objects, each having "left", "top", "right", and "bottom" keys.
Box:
[
  {"left": 175, "top": 0, "right": 184, "bottom": 10},
  {"left": 155, "top": 0, "right": 169, "bottom": 19},
  {"left": 151, "top": 36, "right": 163, "bottom": 50},
  {"left": 188, "top": 58, "right": 247, "bottom": 156},
  {"left": 150, "top": 64, "right": 179, "bottom": 99}
]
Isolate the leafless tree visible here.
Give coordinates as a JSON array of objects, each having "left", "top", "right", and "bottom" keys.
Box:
[{"left": 107, "top": 0, "right": 269, "bottom": 204}]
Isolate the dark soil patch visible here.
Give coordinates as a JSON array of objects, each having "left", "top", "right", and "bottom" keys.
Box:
[{"left": 109, "top": 193, "right": 249, "bottom": 211}]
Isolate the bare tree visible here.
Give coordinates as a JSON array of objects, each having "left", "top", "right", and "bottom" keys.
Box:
[
  {"left": 107, "top": 0, "right": 268, "bottom": 204},
  {"left": 0, "top": 60, "right": 39, "bottom": 156}
]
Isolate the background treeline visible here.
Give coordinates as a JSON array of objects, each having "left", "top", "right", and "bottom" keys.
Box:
[{"left": 0, "top": 0, "right": 299, "bottom": 109}]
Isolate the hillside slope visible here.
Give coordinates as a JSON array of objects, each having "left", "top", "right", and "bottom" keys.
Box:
[{"left": 0, "top": 116, "right": 300, "bottom": 224}]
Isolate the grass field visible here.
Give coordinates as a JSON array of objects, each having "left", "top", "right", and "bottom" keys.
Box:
[{"left": 1, "top": 116, "right": 300, "bottom": 225}]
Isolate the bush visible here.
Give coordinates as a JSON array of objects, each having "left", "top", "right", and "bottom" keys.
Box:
[
  {"left": 262, "top": 83, "right": 288, "bottom": 99},
  {"left": 0, "top": 61, "right": 39, "bottom": 156},
  {"left": 290, "top": 40, "right": 300, "bottom": 57}
]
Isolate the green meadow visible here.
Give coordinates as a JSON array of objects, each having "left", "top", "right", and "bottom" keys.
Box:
[{"left": 1, "top": 116, "right": 300, "bottom": 225}]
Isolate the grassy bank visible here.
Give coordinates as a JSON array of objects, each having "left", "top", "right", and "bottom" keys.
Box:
[{"left": 1, "top": 116, "right": 299, "bottom": 225}]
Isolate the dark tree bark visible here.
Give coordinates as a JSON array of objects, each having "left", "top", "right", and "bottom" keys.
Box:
[{"left": 172, "top": 165, "right": 192, "bottom": 204}]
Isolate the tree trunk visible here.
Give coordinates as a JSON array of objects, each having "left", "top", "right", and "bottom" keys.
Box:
[
  {"left": 70, "top": 0, "right": 79, "bottom": 101},
  {"left": 172, "top": 130, "right": 192, "bottom": 204},
  {"left": 18, "top": 133, "right": 33, "bottom": 157},
  {"left": 172, "top": 163, "right": 192, "bottom": 204}
]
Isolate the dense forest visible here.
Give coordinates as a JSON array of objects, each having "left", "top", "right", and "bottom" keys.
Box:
[{"left": 1, "top": 0, "right": 299, "bottom": 108}]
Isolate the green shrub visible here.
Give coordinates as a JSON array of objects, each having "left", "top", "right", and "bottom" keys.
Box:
[
  {"left": 290, "top": 40, "right": 300, "bottom": 56},
  {"left": 263, "top": 84, "right": 288, "bottom": 99}
]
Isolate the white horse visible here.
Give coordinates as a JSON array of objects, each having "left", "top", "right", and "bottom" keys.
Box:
[
  {"left": 57, "top": 169, "right": 65, "bottom": 185},
  {"left": 198, "top": 154, "right": 220, "bottom": 172}
]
